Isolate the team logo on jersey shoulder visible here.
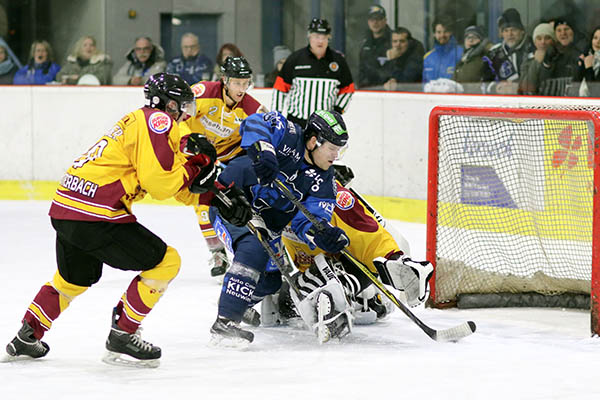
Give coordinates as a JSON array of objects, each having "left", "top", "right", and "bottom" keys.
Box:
[
  {"left": 192, "top": 83, "right": 205, "bottom": 98},
  {"left": 148, "top": 111, "right": 172, "bottom": 134},
  {"left": 335, "top": 189, "right": 354, "bottom": 210},
  {"left": 329, "top": 62, "right": 339, "bottom": 72}
]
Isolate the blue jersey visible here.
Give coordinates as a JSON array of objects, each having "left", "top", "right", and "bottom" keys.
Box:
[{"left": 218, "top": 111, "right": 336, "bottom": 246}]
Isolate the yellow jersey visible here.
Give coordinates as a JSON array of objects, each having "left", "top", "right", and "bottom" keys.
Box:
[
  {"left": 49, "top": 107, "right": 198, "bottom": 223},
  {"left": 180, "top": 80, "right": 263, "bottom": 163}
]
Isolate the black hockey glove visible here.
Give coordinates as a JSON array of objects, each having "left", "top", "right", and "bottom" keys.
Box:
[
  {"left": 181, "top": 133, "right": 217, "bottom": 162},
  {"left": 247, "top": 140, "right": 279, "bottom": 185},
  {"left": 333, "top": 165, "right": 355, "bottom": 187},
  {"left": 189, "top": 164, "right": 217, "bottom": 194},
  {"left": 213, "top": 184, "right": 252, "bottom": 227},
  {"left": 307, "top": 222, "right": 349, "bottom": 253}
]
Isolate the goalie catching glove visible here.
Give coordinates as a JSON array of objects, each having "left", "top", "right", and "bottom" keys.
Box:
[
  {"left": 213, "top": 183, "right": 252, "bottom": 227},
  {"left": 373, "top": 254, "right": 433, "bottom": 307}
]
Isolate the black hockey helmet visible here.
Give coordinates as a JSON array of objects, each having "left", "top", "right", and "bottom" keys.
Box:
[
  {"left": 220, "top": 56, "right": 253, "bottom": 79},
  {"left": 308, "top": 18, "right": 331, "bottom": 34},
  {"left": 144, "top": 72, "right": 195, "bottom": 118},
  {"left": 304, "top": 110, "right": 348, "bottom": 147}
]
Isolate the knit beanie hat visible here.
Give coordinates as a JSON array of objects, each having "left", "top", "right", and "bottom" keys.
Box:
[
  {"left": 498, "top": 8, "right": 524, "bottom": 31},
  {"left": 464, "top": 25, "right": 484, "bottom": 40},
  {"left": 272, "top": 45, "right": 291, "bottom": 68},
  {"left": 532, "top": 23, "right": 555, "bottom": 41}
]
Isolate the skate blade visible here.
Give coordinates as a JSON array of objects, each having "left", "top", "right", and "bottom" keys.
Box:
[
  {"left": 208, "top": 334, "right": 250, "bottom": 350},
  {"left": 101, "top": 351, "right": 160, "bottom": 368},
  {"left": 0, "top": 352, "right": 40, "bottom": 363}
]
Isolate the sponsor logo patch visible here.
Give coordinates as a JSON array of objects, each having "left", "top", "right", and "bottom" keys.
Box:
[
  {"left": 192, "top": 83, "right": 205, "bottom": 98},
  {"left": 148, "top": 112, "right": 171, "bottom": 134},
  {"left": 336, "top": 190, "right": 354, "bottom": 210},
  {"left": 329, "top": 62, "right": 339, "bottom": 72}
]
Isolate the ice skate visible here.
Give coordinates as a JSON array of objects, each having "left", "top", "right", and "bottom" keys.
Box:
[
  {"left": 2, "top": 321, "right": 49, "bottom": 362},
  {"left": 209, "top": 316, "right": 254, "bottom": 348},
  {"left": 242, "top": 307, "right": 261, "bottom": 327},
  {"left": 209, "top": 247, "right": 230, "bottom": 277},
  {"left": 102, "top": 309, "right": 161, "bottom": 368}
]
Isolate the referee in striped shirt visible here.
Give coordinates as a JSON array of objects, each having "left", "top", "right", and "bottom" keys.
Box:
[{"left": 272, "top": 18, "right": 355, "bottom": 128}]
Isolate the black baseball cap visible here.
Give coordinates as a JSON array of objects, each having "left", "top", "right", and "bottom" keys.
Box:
[{"left": 368, "top": 5, "right": 386, "bottom": 19}]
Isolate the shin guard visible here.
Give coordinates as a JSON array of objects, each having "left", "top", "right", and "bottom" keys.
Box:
[
  {"left": 115, "top": 246, "right": 181, "bottom": 333},
  {"left": 218, "top": 262, "right": 260, "bottom": 322},
  {"left": 23, "top": 271, "right": 88, "bottom": 339}
]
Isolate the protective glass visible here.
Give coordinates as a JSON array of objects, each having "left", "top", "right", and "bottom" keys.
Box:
[
  {"left": 317, "top": 140, "right": 348, "bottom": 161},
  {"left": 226, "top": 77, "right": 253, "bottom": 92}
]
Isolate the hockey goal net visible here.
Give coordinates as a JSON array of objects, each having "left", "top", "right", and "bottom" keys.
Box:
[{"left": 427, "top": 106, "right": 600, "bottom": 335}]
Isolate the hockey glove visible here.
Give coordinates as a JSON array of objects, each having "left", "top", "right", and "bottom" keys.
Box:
[
  {"left": 181, "top": 133, "right": 217, "bottom": 162},
  {"left": 213, "top": 184, "right": 252, "bottom": 227},
  {"left": 307, "top": 223, "right": 349, "bottom": 254},
  {"left": 247, "top": 140, "right": 279, "bottom": 185},
  {"left": 189, "top": 163, "right": 217, "bottom": 194},
  {"left": 373, "top": 255, "right": 433, "bottom": 307}
]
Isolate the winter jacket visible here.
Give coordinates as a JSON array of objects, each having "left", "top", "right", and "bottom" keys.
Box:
[
  {"left": 381, "top": 38, "right": 424, "bottom": 83},
  {"left": 422, "top": 36, "right": 463, "bottom": 84},
  {"left": 13, "top": 61, "right": 61, "bottom": 85},
  {"left": 358, "top": 26, "right": 392, "bottom": 88},
  {"left": 56, "top": 53, "right": 113, "bottom": 85},
  {"left": 482, "top": 37, "right": 531, "bottom": 93},
  {"left": 536, "top": 43, "right": 580, "bottom": 96},
  {"left": 166, "top": 53, "right": 213, "bottom": 85},
  {"left": 113, "top": 45, "right": 166, "bottom": 85},
  {"left": 453, "top": 39, "right": 492, "bottom": 83}
]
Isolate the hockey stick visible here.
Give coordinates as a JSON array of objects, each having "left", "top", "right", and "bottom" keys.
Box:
[{"left": 272, "top": 178, "right": 476, "bottom": 342}]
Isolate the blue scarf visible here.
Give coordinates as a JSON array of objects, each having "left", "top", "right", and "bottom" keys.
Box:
[{"left": 0, "top": 57, "right": 14, "bottom": 75}]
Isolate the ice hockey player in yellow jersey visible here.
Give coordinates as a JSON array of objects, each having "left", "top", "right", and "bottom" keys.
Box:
[
  {"left": 180, "top": 56, "right": 268, "bottom": 277},
  {"left": 2, "top": 73, "right": 250, "bottom": 367}
]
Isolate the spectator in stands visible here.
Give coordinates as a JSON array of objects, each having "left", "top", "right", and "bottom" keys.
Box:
[
  {"left": 13, "top": 40, "right": 61, "bottom": 85},
  {"left": 482, "top": 8, "right": 531, "bottom": 94},
  {"left": 453, "top": 25, "right": 491, "bottom": 90},
  {"left": 264, "top": 45, "right": 291, "bottom": 88},
  {"left": 519, "top": 23, "right": 556, "bottom": 95},
  {"left": 530, "top": 18, "right": 581, "bottom": 96},
  {"left": 166, "top": 33, "right": 213, "bottom": 85},
  {"left": 423, "top": 15, "right": 463, "bottom": 84},
  {"left": 56, "top": 35, "right": 112, "bottom": 85},
  {"left": 381, "top": 27, "right": 424, "bottom": 90},
  {"left": 113, "top": 37, "right": 166, "bottom": 86},
  {"left": 211, "top": 43, "right": 244, "bottom": 81},
  {"left": 358, "top": 5, "right": 392, "bottom": 88},
  {"left": 578, "top": 26, "right": 600, "bottom": 97},
  {"left": 0, "top": 40, "right": 18, "bottom": 84}
]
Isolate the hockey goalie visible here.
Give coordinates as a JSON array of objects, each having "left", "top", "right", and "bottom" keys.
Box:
[{"left": 258, "top": 166, "right": 434, "bottom": 342}]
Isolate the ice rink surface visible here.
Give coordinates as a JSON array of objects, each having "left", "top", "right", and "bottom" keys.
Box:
[{"left": 1, "top": 201, "right": 599, "bottom": 400}]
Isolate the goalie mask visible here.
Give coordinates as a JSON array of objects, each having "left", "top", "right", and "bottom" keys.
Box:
[{"left": 144, "top": 72, "right": 196, "bottom": 121}]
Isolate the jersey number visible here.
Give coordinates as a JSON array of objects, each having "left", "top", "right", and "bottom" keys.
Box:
[{"left": 73, "top": 139, "right": 108, "bottom": 169}]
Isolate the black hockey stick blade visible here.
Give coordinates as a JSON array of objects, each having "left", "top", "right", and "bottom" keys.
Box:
[{"left": 273, "top": 178, "right": 477, "bottom": 342}]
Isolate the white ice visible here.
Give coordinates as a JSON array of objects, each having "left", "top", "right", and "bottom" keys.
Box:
[{"left": 1, "top": 201, "right": 599, "bottom": 400}]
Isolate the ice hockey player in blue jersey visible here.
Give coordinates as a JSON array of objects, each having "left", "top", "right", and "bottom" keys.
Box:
[{"left": 209, "top": 109, "right": 350, "bottom": 346}]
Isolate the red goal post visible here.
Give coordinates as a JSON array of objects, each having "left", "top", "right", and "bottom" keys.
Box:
[{"left": 426, "top": 106, "right": 600, "bottom": 336}]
